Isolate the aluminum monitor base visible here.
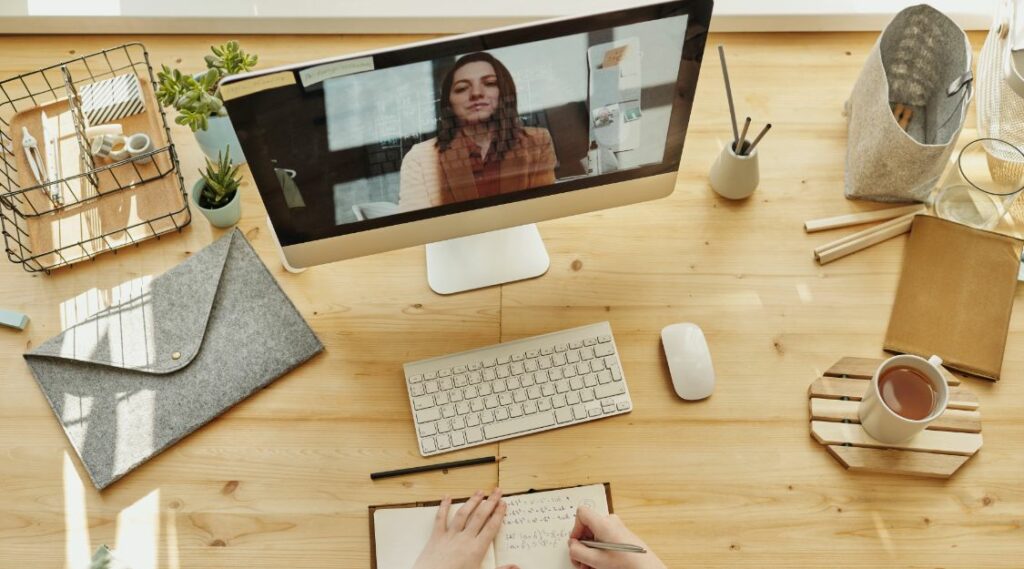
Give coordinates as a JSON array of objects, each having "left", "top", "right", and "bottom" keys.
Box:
[{"left": 425, "top": 224, "right": 550, "bottom": 294}]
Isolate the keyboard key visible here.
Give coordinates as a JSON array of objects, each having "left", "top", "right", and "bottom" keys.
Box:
[
  {"left": 526, "top": 350, "right": 539, "bottom": 358},
  {"left": 556, "top": 407, "right": 573, "bottom": 424},
  {"left": 451, "top": 432, "right": 466, "bottom": 446},
  {"left": 573, "top": 405, "right": 587, "bottom": 420},
  {"left": 555, "top": 343, "right": 568, "bottom": 352},
  {"left": 539, "top": 358, "right": 552, "bottom": 370},
  {"left": 567, "top": 351, "right": 581, "bottom": 364},
  {"left": 450, "top": 390, "right": 463, "bottom": 402},
  {"left": 566, "top": 391, "right": 581, "bottom": 405},
  {"left": 498, "top": 393, "right": 513, "bottom": 406},
  {"left": 484, "top": 358, "right": 497, "bottom": 367},
  {"left": 521, "top": 374, "right": 535, "bottom": 387},
  {"left": 469, "top": 371, "right": 483, "bottom": 384},
  {"left": 513, "top": 389, "right": 528, "bottom": 403},
  {"left": 439, "top": 369, "right": 452, "bottom": 377},
  {"left": 495, "top": 407, "right": 510, "bottom": 421},
  {"left": 553, "top": 394, "right": 567, "bottom": 408},
  {"left": 437, "top": 434, "right": 451, "bottom": 450},
  {"left": 437, "top": 420, "right": 452, "bottom": 433},
  {"left": 422, "top": 437, "right": 437, "bottom": 453},
  {"left": 484, "top": 396, "right": 498, "bottom": 409},
  {"left": 581, "top": 347, "right": 595, "bottom": 360},
  {"left": 595, "top": 383, "right": 625, "bottom": 399},
  {"left": 595, "top": 344, "right": 614, "bottom": 357},
  {"left": 464, "top": 385, "right": 478, "bottom": 399},
  {"left": 538, "top": 398, "right": 552, "bottom": 411},
  {"left": 506, "top": 376, "right": 521, "bottom": 389},
  {"left": 481, "top": 410, "right": 495, "bottom": 423},
  {"left": 512, "top": 353, "right": 525, "bottom": 362},
  {"left": 416, "top": 408, "right": 441, "bottom": 423},
  {"left": 555, "top": 380, "right": 570, "bottom": 394},
  {"left": 510, "top": 405, "right": 524, "bottom": 418},
  {"left": 419, "top": 423, "right": 437, "bottom": 436},
  {"left": 498, "top": 355, "right": 511, "bottom": 365},
  {"left": 483, "top": 369, "right": 497, "bottom": 381},
  {"left": 454, "top": 365, "right": 468, "bottom": 374},
  {"left": 553, "top": 353, "right": 568, "bottom": 366},
  {"left": 584, "top": 374, "right": 598, "bottom": 388},
  {"left": 541, "top": 384, "right": 555, "bottom": 397},
  {"left": 591, "top": 359, "right": 606, "bottom": 372},
  {"left": 523, "top": 401, "right": 538, "bottom": 414},
  {"left": 413, "top": 395, "right": 435, "bottom": 410},
  {"left": 588, "top": 406, "right": 602, "bottom": 417},
  {"left": 466, "top": 427, "right": 483, "bottom": 443},
  {"left": 471, "top": 399, "right": 484, "bottom": 412},
  {"left": 496, "top": 366, "right": 511, "bottom": 379},
  {"left": 610, "top": 364, "right": 623, "bottom": 381},
  {"left": 510, "top": 362, "right": 524, "bottom": 375},
  {"left": 563, "top": 366, "right": 577, "bottom": 379},
  {"left": 576, "top": 362, "right": 590, "bottom": 375},
  {"left": 602, "top": 400, "right": 617, "bottom": 411},
  {"left": 541, "top": 347, "right": 554, "bottom": 355},
  {"left": 493, "top": 381, "right": 507, "bottom": 394},
  {"left": 569, "top": 341, "right": 583, "bottom": 349},
  {"left": 478, "top": 383, "right": 492, "bottom": 396},
  {"left": 435, "top": 392, "right": 449, "bottom": 405},
  {"left": 469, "top": 362, "right": 482, "bottom": 371},
  {"left": 456, "top": 402, "right": 470, "bottom": 415},
  {"left": 547, "top": 368, "right": 562, "bottom": 381},
  {"left": 410, "top": 384, "right": 426, "bottom": 397},
  {"left": 454, "top": 374, "right": 468, "bottom": 387},
  {"left": 581, "top": 389, "right": 595, "bottom": 402},
  {"left": 441, "top": 405, "right": 455, "bottom": 418},
  {"left": 598, "top": 335, "right": 612, "bottom": 343},
  {"left": 451, "top": 416, "right": 466, "bottom": 430},
  {"left": 409, "top": 374, "right": 423, "bottom": 384},
  {"left": 617, "top": 400, "right": 631, "bottom": 411},
  {"left": 570, "top": 377, "right": 584, "bottom": 390},
  {"left": 597, "top": 370, "right": 612, "bottom": 384},
  {"left": 584, "top": 337, "right": 598, "bottom": 347},
  {"left": 425, "top": 371, "right": 438, "bottom": 380},
  {"left": 466, "top": 414, "right": 480, "bottom": 427},
  {"left": 524, "top": 360, "right": 538, "bottom": 372},
  {"left": 425, "top": 381, "right": 439, "bottom": 394},
  {"left": 484, "top": 412, "right": 555, "bottom": 439}
]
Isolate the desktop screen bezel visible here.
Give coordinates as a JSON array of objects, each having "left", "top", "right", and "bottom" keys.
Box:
[{"left": 222, "top": 0, "right": 712, "bottom": 250}]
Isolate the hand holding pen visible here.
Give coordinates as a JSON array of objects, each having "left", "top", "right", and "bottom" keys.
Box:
[{"left": 568, "top": 506, "right": 667, "bottom": 569}]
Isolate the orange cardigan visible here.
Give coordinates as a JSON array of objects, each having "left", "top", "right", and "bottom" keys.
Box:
[{"left": 397, "top": 127, "right": 557, "bottom": 211}]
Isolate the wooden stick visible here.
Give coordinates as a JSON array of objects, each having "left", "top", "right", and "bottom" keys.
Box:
[
  {"left": 814, "top": 213, "right": 917, "bottom": 264},
  {"left": 812, "top": 212, "right": 919, "bottom": 259},
  {"left": 718, "top": 45, "right": 740, "bottom": 146},
  {"left": 737, "top": 116, "right": 751, "bottom": 154},
  {"left": 804, "top": 204, "right": 925, "bottom": 233},
  {"left": 811, "top": 421, "right": 983, "bottom": 456}
]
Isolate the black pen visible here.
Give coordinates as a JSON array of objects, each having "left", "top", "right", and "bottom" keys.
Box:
[{"left": 370, "top": 456, "right": 502, "bottom": 480}]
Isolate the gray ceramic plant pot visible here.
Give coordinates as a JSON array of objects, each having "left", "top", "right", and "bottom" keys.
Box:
[
  {"left": 192, "top": 179, "right": 241, "bottom": 228},
  {"left": 193, "top": 113, "right": 247, "bottom": 165}
]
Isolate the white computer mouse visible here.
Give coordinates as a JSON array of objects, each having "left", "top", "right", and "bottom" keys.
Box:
[{"left": 660, "top": 322, "right": 715, "bottom": 400}]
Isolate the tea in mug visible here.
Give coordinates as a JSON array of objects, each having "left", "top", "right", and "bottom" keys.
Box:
[{"left": 878, "top": 365, "right": 938, "bottom": 420}]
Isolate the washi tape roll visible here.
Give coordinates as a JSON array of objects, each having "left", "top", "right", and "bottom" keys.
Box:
[
  {"left": 108, "top": 136, "right": 129, "bottom": 161},
  {"left": 84, "top": 123, "right": 123, "bottom": 140},
  {"left": 90, "top": 134, "right": 115, "bottom": 159},
  {"left": 126, "top": 133, "right": 152, "bottom": 157}
]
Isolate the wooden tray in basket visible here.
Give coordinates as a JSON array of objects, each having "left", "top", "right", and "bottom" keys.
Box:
[
  {"left": 808, "top": 357, "right": 982, "bottom": 479},
  {"left": 8, "top": 76, "right": 186, "bottom": 269}
]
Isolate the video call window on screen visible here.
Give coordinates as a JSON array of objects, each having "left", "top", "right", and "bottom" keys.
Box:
[{"left": 319, "top": 15, "right": 688, "bottom": 226}]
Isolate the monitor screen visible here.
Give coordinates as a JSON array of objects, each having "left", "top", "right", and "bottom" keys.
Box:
[{"left": 223, "top": 1, "right": 711, "bottom": 248}]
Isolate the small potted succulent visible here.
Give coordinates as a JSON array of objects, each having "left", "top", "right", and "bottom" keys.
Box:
[
  {"left": 192, "top": 147, "right": 243, "bottom": 228},
  {"left": 156, "top": 41, "right": 257, "bottom": 165}
]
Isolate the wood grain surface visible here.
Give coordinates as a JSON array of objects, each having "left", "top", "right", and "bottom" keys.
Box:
[{"left": 1, "top": 31, "right": 1022, "bottom": 569}]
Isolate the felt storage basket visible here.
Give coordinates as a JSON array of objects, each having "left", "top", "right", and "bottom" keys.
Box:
[{"left": 844, "top": 4, "right": 973, "bottom": 202}]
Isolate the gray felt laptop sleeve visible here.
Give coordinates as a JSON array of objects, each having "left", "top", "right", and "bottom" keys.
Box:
[{"left": 24, "top": 229, "right": 324, "bottom": 490}]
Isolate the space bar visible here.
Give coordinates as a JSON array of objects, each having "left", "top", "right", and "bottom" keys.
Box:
[{"left": 484, "top": 412, "right": 556, "bottom": 439}]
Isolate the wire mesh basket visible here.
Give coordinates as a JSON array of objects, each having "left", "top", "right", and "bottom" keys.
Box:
[{"left": 0, "top": 43, "right": 190, "bottom": 273}]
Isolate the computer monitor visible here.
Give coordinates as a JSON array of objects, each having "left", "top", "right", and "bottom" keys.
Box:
[{"left": 221, "top": 0, "right": 712, "bottom": 293}]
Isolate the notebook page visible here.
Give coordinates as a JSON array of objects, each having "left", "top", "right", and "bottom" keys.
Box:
[
  {"left": 494, "top": 484, "right": 610, "bottom": 569},
  {"left": 373, "top": 503, "right": 497, "bottom": 569}
]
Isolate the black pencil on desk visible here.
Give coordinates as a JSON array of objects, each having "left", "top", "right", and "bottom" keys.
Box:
[{"left": 371, "top": 456, "right": 500, "bottom": 480}]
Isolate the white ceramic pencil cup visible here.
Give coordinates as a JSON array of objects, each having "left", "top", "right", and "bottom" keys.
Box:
[{"left": 710, "top": 142, "right": 759, "bottom": 200}]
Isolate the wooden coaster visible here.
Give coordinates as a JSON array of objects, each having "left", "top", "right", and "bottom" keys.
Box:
[{"left": 808, "top": 357, "right": 982, "bottom": 479}]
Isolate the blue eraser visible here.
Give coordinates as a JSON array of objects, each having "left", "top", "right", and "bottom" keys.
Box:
[{"left": 0, "top": 308, "right": 29, "bottom": 330}]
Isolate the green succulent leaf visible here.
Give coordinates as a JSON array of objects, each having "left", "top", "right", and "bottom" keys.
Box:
[{"left": 198, "top": 147, "right": 242, "bottom": 208}]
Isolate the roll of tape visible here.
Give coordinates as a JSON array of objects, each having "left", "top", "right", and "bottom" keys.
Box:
[
  {"left": 126, "top": 132, "right": 152, "bottom": 156},
  {"left": 108, "top": 135, "right": 129, "bottom": 161},
  {"left": 90, "top": 134, "right": 114, "bottom": 159}
]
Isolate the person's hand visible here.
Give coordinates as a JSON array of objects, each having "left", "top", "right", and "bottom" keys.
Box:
[
  {"left": 412, "top": 488, "right": 518, "bottom": 569},
  {"left": 568, "top": 506, "right": 667, "bottom": 569}
]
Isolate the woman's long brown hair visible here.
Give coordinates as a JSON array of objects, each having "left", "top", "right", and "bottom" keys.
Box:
[{"left": 435, "top": 52, "right": 523, "bottom": 160}]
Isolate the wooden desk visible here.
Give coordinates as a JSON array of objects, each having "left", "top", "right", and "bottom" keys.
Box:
[{"left": 1, "top": 32, "right": 1021, "bottom": 569}]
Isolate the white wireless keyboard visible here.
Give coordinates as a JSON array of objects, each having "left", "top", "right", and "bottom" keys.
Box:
[{"left": 403, "top": 321, "right": 632, "bottom": 456}]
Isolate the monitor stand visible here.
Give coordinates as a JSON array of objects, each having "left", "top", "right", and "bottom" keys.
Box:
[
  {"left": 266, "top": 215, "right": 307, "bottom": 274},
  {"left": 426, "top": 224, "right": 550, "bottom": 295}
]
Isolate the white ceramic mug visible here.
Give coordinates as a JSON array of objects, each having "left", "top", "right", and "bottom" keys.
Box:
[{"left": 858, "top": 354, "right": 948, "bottom": 443}]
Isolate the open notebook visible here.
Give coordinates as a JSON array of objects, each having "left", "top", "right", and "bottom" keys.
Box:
[{"left": 370, "top": 483, "right": 612, "bottom": 569}]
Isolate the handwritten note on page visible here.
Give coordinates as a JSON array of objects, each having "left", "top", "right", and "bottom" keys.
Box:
[{"left": 494, "top": 484, "right": 610, "bottom": 569}]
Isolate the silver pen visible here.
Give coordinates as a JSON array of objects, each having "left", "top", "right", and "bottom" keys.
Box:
[{"left": 579, "top": 540, "right": 647, "bottom": 554}]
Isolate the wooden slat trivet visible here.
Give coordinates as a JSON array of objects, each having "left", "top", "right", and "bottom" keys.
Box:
[{"left": 808, "top": 356, "right": 982, "bottom": 479}]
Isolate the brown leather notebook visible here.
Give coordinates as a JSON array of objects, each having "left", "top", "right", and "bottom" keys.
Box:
[{"left": 884, "top": 215, "right": 1023, "bottom": 380}]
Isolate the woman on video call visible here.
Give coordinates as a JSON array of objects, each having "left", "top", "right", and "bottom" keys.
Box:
[{"left": 398, "top": 52, "right": 557, "bottom": 211}]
